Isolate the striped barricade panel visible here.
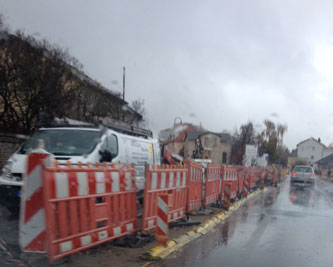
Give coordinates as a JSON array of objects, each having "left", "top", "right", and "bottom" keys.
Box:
[
  {"left": 235, "top": 166, "right": 245, "bottom": 196},
  {"left": 156, "top": 193, "right": 169, "bottom": 245},
  {"left": 19, "top": 151, "right": 55, "bottom": 252},
  {"left": 221, "top": 166, "right": 237, "bottom": 201},
  {"left": 141, "top": 165, "right": 188, "bottom": 233},
  {"left": 230, "top": 167, "right": 238, "bottom": 199},
  {"left": 204, "top": 164, "right": 221, "bottom": 207},
  {"left": 260, "top": 170, "right": 265, "bottom": 190},
  {"left": 42, "top": 162, "right": 137, "bottom": 263},
  {"left": 243, "top": 173, "right": 250, "bottom": 197},
  {"left": 272, "top": 169, "right": 278, "bottom": 185},
  {"left": 249, "top": 170, "right": 256, "bottom": 189},
  {"left": 186, "top": 161, "right": 204, "bottom": 212},
  {"left": 223, "top": 184, "right": 231, "bottom": 209}
]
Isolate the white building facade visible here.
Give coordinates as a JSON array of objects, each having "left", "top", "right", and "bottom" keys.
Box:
[
  {"left": 297, "top": 138, "right": 326, "bottom": 165},
  {"left": 243, "top": 145, "right": 258, "bottom": 167}
]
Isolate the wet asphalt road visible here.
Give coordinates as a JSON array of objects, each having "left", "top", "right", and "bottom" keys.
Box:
[{"left": 163, "top": 176, "right": 333, "bottom": 267}]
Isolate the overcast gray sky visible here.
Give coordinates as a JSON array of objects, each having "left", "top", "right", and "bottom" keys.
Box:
[{"left": 2, "top": 0, "right": 333, "bottom": 149}]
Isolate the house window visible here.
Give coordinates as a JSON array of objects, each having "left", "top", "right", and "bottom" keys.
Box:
[
  {"left": 205, "top": 137, "right": 208, "bottom": 146},
  {"left": 214, "top": 138, "right": 217, "bottom": 147},
  {"left": 311, "top": 155, "right": 314, "bottom": 160},
  {"left": 222, "top": 152, "right": 227, "bottom": 164}
]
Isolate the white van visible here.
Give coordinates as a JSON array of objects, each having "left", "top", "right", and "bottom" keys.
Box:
[{"left": 0, "top": 124, "right": 161, "bottom": 200}]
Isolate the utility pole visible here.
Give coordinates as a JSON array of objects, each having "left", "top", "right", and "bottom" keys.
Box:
[{"left": 122, "top": 66, "right": 125, "bottom": 121}]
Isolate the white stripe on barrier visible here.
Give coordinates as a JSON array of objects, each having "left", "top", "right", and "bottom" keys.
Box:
[
  {"left": 55, "top": 173, "right": 69, "bottom": 198},
  {"left": 148, "top": 219, "right": 154, "bottom": 228},
  {"left": 157, "top": 217, "right": 168, "bottom": 234},
  {"left": 80, "top": 235, "right": 92, "bottom": 246},
  {"left": 113, "top": 226, "right": 121, "bottom": 236},
  {"left": 158, "top": 196, "right": 168, "bottom": 215},
  {"left": 111, "top": 172, "right": 120, "bottom": 192},
  {"left": 180, "top": 210, "right": 184, "bottom": 217},
  {"left": 176, "top": 172, "right": 180, "bottom": 187},
  {"left": 182, "top": 172, "right": 186, "bottom": 186},
  {"left": 77, "top": 172, "right": 88, "bottom": 196},
  {"left": 173, "top": 211, "right": 177, "bottom": 219},
  {"left": 25, "top": 165, "right": 42, "bottom": 201},
  {"left": 125, "top": 172, "right": 132, "bottom": 191},
  {"left": 98, "top": 230, "right": 108, "bottom": 241},
  {"left": 126, "top": 223, "right": 134, "bottom": 232},
  {"left": 169, "top": 172, "right": 174, "bottom": 187},
  {"left": 95, "top": 172, "right": 106, "bottom": 194},
  {"left": 20, "top": 209, "right": 45, "bottom": 249},
  {"left": 151, "top": 172, "right": 157, "bottom": 190},
  {"left": 60, "top": 241, "right": 72, "bottom": 253},
  {"left": 161, "top": 172, "right": 166, "bottom": 189}
]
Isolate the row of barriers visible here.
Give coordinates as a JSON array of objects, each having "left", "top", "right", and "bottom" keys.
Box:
[{"left": 19, "top": 151, "right": 283, "bottom": 263}]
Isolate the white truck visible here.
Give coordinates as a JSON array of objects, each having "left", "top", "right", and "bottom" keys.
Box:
[{"left": 0, "top": 120, "right": 161, "bottom": 202}]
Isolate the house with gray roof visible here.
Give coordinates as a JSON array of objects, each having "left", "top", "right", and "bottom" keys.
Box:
[{"left": 297, "top": 137, "right": 333, "bottom": 166}]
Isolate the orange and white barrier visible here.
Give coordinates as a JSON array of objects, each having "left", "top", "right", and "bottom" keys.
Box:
[
  {"left": 243, "top": 174, "right": 250, "bottom": 198},
  {"left": 260, "top": 171, "right": 265, "bottom": 190},
  {"left": 223, "top": 184, "right": 231, "bottom": 210},
  {"left": 221, "top": 166, "right": 238, "bottom": 201},
  {"left": 19, "top": 150, "right": 54, "bottom": 252},
  {"left": 20, "top": 151, "right": 276, "bottom": 262},
  {"left": 204, "top": 164, "right": 221, "bottom": 207},
  {"left": 186, "top": 160, "right": 204, "bottom": 212},
  {"left": 141, "top": 165, "right": 188, "bottom": 233},
  {"left": 156, "top": 193, "right": 169, "bottom": 245},
  {"left": 272, "top": 168, "right": 277, "bottom": 186},
  {"left": 42, "top": 162, "right": 137, "bottom": 263}
]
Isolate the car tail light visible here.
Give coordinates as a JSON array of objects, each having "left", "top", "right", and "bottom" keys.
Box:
[
  {"left": 292, "top": 172, "right": 296, "bottom": 177},
  {"left": 310, "top": 173, "right": 315, "bottom": 178}
]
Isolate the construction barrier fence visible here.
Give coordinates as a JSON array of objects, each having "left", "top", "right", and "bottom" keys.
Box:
[
  {"left": 42, "top": 162, "right": 138, "bottom": 263},
  {"left": 221, "top": 166, "right": 238, "bottom": 202},
  {"left": 186, "top": 160, "right": 204, "bottom": 212},
  {"left": 204, "top": 164, "right": 222, "bottom": 207},
  {"left": 141, "top": 165, "right": 188, "bottom": 233},
  {"left": 19, "top": 152, "right": 282, "bottom": 263}
]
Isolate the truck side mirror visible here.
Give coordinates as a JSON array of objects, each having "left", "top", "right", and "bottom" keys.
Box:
[{"left": 99, "top": 150, "right": 112, "bottom": 162}]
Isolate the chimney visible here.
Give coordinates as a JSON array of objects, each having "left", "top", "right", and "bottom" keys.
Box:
[{"left": 318, "top": 137, "right": 321, "bottom": 143}]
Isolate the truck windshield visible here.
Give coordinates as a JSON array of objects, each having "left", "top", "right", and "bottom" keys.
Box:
[{"left": 20, "top": 129, "right": 102, "bottom": 155}]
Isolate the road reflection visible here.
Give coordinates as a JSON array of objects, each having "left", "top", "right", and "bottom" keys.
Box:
[{"left": 289, "top": 185, "right": 313, "bottom": 207}]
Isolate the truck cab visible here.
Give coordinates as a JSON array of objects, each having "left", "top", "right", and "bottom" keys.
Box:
[{"left": 0, "top": 122, "right": 160, "bottom": 200}]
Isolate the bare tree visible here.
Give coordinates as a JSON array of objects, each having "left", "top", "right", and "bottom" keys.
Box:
[
  {"left": 0, "top": 15, "right": 145, "bottom": 134},
  {"left": 231, "top": 122, "right": 255, "bottom": 164}
]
